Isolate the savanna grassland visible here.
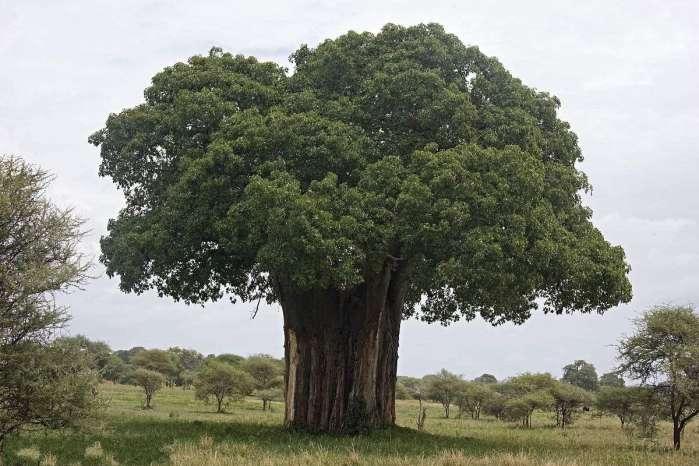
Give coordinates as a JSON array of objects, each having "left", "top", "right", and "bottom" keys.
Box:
[{"left": 3, "top": 383, "right": 697, "bottom": 466}]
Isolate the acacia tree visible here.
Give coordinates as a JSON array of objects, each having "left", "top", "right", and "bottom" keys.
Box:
[
  {"left": 503, "top": 390, "right": 553, "bottom": 428},
  {"left": 500, "top": 373, "right": 556, "bottom": 427},
  {"left": 595, "top": 386, "right": 641, "bottom": 428},
  {"left": 618, "top": 305, "right": 699, "bottom": 450},
  {"left": 482, "top": 391, "right": 506, "bottom": 420},
  {"left": 456, "top": 381, "right": 492, "bottom": 420},
  {"left": 90, "top": 24, "right": 632, "bottom": 432},
  {"left": 551, "top": 381, "right": 592, "bottom": 428},
  {"left": 244, "top": 354, "right": 284, "bottom": 410},
  {"left": 194, "top": 362, "right": 254, "bottom": 413},
  {"left": 424, "top": 369, "right": 462, "bottom": 418},
  {"left": 0, "top": 156, "right": 98, "bottom": 449},
  {"left": 132, "top": 368, "right": 165, "bottom": 409}
]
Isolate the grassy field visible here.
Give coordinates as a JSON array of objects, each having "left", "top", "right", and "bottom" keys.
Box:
[{"left": 3, "top": 383, "right": 698, "bottom": 465}]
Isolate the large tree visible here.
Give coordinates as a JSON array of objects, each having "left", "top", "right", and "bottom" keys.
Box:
[{"left": 90, "top": 24, "right": 632, "bottom": 432}]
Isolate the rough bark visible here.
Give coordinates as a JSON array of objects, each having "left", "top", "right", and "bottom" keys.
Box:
[{"left": 278, "top": 260, "right": 408, "bottom": 432}]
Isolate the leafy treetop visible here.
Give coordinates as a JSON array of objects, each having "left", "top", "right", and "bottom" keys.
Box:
[{"left": 90, "top": 23, "right": 632, "bottom": 325}]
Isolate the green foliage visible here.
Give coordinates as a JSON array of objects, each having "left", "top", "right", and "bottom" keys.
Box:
[
  {"left": 168, "top": 347, "right": 205, "bottom": 372},
  {"left": 599, "top": 372, "right": 625, "bottom": 388},
  {"left": 396, "top": 376, "right": 425, "bottom": 401},
  {"left": 474, "top": 374, "right": 497, "bottom": 384},
  {"left": 550, "top": 382, "right": 593, "bottom": 428},
  {"left": 0, "top": 156, "right": 99, "bottom": 449},
  {"left": 455, "top": 382, "right": 493, "bottom": 419},
  {"left": 194, "top": 362, "right": 254, "bottom": 413},
  {"left": 496, "top": 373, "right": 557, "bottom": 427},
  {"left": 502, "top": 373, "right": 556, "bottom": 397},
  {"left": 0, "top": 339, "right": 102, "bottom": 443},
  {"left": 132, "top": 349, "right": 179, "bottom": 380},
  {"left": 101, "top": 355, "right": 133, "bottom": 383},
  {"left": 56, "top": 335, "right": 113, "bottom": 373},
  {"left": 481, "top": 391, "right": 507, "bottom": 420},
  {"left": 210, "top": 354, "right": 245, "bottom": 366},
  {"left": 179, "top": 370, "right": 196, "bottom": 389},
  {"left": 114, "top": 347, "right": 145, "bottom": 363},
  {"left": 502, "top": 390, "right": 554, "bottom": 428},
  {"left": 561, "top": 360, "right": 599, "bottom": 391},
  {"left": 256, "top": 387, "right": 284, "bottom": 412},
  {"left": 241, "top": 354, "right": 284, "bottom": 410},
  {"left": 618, "top": 305, "right": 699, "bottom": 449},
  {"left": 595, "top": 386, "right": 645, "bottom": 427},
  {"left": 424, "top": 370, "right": 462, "bottom": 418},
  {"left": 91, "top": 23, "right": 631, "bottom": 327},
  {"left": 132, "top": 369, "right": 166, "bottom": 409},
  {"left": 394, "top": 382, "right": 411, "bottom": 400},
  {"left": 243, "top": 354, "right": 284, "bottom": 390}
]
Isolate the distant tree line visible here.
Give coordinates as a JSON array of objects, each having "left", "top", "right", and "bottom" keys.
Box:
[
  {"left": 397, "top": 368, "right": 597, "bottom": 429},
  {"left": 395, "top": 305, "right": 699, "bottom": 450},
  {"left": 56, "top": 336, "right": 285, "bottom": 413}
]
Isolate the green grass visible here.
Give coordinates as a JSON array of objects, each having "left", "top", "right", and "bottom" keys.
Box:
[{"left": 3, "top": 383, "right": 698, "bottom": 465}]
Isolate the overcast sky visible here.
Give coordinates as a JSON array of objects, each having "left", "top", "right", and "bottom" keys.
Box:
[{"left": 1, "top": 0, "right": 697, "bottom": 380}]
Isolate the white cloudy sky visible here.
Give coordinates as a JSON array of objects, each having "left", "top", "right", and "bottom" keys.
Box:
[{"left": 1, "top": 0, "right": 697, "bottom": 380}]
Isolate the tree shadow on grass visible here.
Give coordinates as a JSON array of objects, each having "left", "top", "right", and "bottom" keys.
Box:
[
  {"left": 98, "top": 418, "right": 534, "bottom": 464},
  {"left": 6, "top": 417, "right": 663, "bottom": 465}
]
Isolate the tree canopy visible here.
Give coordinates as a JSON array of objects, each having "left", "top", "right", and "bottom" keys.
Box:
[
  {"left": 562, "top": 360, "right": 599, "bottom": 391},
  {"left": 91, "top": 23, "right": 631, "bottom": 326}
]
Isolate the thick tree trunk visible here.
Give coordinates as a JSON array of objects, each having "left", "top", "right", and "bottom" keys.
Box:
[{"left": 278, "top": 261, "right": 408, "bottom": 433}]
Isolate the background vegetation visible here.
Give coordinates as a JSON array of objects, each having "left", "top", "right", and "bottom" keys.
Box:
[{"left": 3, "top": 382, "right": 697, "bottom": 465}]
